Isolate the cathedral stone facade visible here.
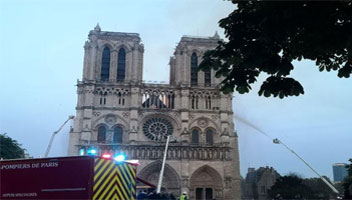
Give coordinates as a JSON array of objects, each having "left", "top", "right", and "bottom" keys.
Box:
[{"left": 68, "top": 25, "right": 241, "bottom": 200}]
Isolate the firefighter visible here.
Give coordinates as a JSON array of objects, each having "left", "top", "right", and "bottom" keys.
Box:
[{"left": 179, "top": 191, "right": 188, "bottom": 200}]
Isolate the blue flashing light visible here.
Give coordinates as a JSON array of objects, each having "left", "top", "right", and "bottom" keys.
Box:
[
  {"left": 114, "top": 154, "right": 126, "bottom": 162},
  {"left": 79, "top": 148, "right": 85, "bottom": 155},
  {"left": 87, "top": 148, "right": 98, "bottom": 155}
]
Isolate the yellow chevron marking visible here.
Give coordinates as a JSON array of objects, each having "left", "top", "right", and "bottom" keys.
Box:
[
  {"left": 94, "top": 158, "right": 105, "bottom": 173},
  {"left": 93, "top": 161, "right": 115, "bottom": 191},
  {"left": 115, "top": 166, "right": 132, "bottom": 198},
  {"left": 121, "top": 164, "right": 132, "bottom": 182},
  {"left": 105, "top": 184, "right": 116, "bottom": 200},
  {"left": 98, "top": 175, "right": 117, "bottom": 200},
  {"left": 106, "top": 184, "right": 120, "bottom": 200},
  {"left": 93, "top": 166, "right": 117, "bottom": 200},
  {"left": 94, "top": 159, "right": 111, "bottom": 182},
  {"left": 127, "top": 165, "right": 136, "bottom": 196},
  {"left": 112, "top": 193, "right": 119, "bottom": 200},
  {"left": 128, "top": 164, "right": 136, "bottom": 177},
  {"left": 122, "top": 164, "right": 136, "bottom": 194},
  {"left": 100, "top": 171, "right": 127, "bottom": 200},
  {"left": 93, "top": 159, "right": 136, "bottom": 200},
  {"left": 114, "top": 168, "right": 129, "bottom": 200}
]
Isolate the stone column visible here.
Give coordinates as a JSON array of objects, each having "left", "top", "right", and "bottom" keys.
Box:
[
  {"left": 107, "top": 130, "right": 114, "bottom": 143},
  {"left": 180, "top": 89, "right": 190, "bottom": 143},
  {"left": 80, "top": 85, "right": 94, "bottom": 143},
  {"left": 110, "top": 50, "right": 117, "bottom": 82},
  {"left": 83, "top": 41, "right": 91, "bottom": 81},
  {"left": 131, "top": 44, "right": 140, "bottom": 82},
  {"left": 129, "top": 87, "right": 140, "bottom": 143},
  {"left": 89, "top": 44, "right": 98, "bottom": 80},
  {"left": 174, "top": 50, "right": 182, "bottom": 85},
  {"left": 94, "top": 47, "right": 101, "bottom": 80},
  {"left": 184, "top": 54, "right": 189, "bottom": 86},
  {"left": 180, "top": 164, "right": 190, "bottom": 196},
  {"left": 138, "top": 44, "right": 144, "bottom": 82}
]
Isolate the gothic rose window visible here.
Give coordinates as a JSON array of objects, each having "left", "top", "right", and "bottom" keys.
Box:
[{"left": 143, "top": 118, "right": 173, "bottom": 141}]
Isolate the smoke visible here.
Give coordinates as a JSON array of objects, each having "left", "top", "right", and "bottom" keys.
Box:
[{"left": 234, "top": 116, "right": 273, "bottom": 140}]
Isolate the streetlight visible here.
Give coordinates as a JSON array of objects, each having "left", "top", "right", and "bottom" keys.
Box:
[{"left": 44, "top": 115, "right": 74, "bottom": 157}]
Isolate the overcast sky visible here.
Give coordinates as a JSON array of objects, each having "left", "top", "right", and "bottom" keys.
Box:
[{"left": 0, "top": 0, "right": 351, "bottom": 180}]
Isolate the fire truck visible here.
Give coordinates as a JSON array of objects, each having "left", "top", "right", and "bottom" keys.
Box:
[{"left": 0, "top": 156, "right": 137, "bottom": 200}]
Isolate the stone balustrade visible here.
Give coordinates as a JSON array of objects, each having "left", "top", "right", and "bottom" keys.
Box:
[{"left": 78, "top": 143, "right": 232, "bottom": 161}]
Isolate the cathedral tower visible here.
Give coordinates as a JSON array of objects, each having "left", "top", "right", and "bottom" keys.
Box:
[{"left": 68, "top": 26, "right": 240, "bottom": 200}]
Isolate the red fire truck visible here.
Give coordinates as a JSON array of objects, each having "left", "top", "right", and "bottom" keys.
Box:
[{"left": 0, "top": 156, "right": 137, "bottom": 200}]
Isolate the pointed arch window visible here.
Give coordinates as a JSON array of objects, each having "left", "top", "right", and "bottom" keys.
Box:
[
  {"left": 113, "top": 126, "right": 123, "bottom": 143},
  {"left": 97, "top": 126, "right": 106, "bottom": 143},
  {"left": 117, "top": 48, "right": 126, "bottom": 82},
  {"left": 204, "top": 68, "right": 211, "bottom": 86},
  {"left": 205, "top": 96, "right": 211, "bottom": 109},
  {"left": 99, "top": 92, "right": 107, "bottom": 105},
  {"left": 191, "top": 129, "right": 199, "bottom": 144},
  {"left": 206, "top": 129, "right": 214, "bottom": 145},
  {"left": 191, "top": 53, "right": 198, "bottom": 85},
  {"left": 100, "top": 47, "right": 110, "bottom": 82},
  {"left": 191, "top": 95, "right": 195, "bottom": 109}
]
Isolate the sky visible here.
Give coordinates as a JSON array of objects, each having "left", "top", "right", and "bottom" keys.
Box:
[{"left": 0, "top": 0, "right": 351, "bottom": 180}]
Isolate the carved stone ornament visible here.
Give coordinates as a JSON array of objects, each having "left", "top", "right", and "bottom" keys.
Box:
[
  {"left": 211, "top": 114, "right": 218, "bottom": 120},
  {"left": 84, "top": 41, "right": 91, "bottom": 49},
  {"left": 83, "top": 124, "right": 90, "bottom": 131},
  {"left": 189, "top": 113, "right": 195, "bottom": 120},
  {"left": 77, "top": 88, "right": 84, "bottom": 94},
  {"left": 182, "top": 177, "right": 189, "bottom": 187},
  {"left": 139, "top": 110, "right": 144, "bottom": 117},
  {"left": 93, "top": 112, "right": 101, "bottom": 116},
  {"left": 122, "top": 112, "right": 129, "bottom": 118},
  {"left": 181, "top": 127, "right": 189, "bottom": 135},
  {"left": 104, "top": 114, "right": 117, "bottom": 125},
  {"left": 173, "top": 112, "right": 179, "bottom": 118},
  {"left": 225, "top": 177, "right": 232, "bottom": 188},
  {"left": 197, "top": 118, "right": 208, "bottom": 128},
  {"left": 130, "top": 126, "right": 138, "bottom": 133},
  {"left": 221, "top": 128, "right": 229, "bottom": 136}
]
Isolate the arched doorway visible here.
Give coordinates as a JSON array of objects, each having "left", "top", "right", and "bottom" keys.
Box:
[
  {"left": 190, "top": 165, "right": 223, "bottom": 200},
  {"left": 138, "top": 161, "right": 181, "bottom": 196}
]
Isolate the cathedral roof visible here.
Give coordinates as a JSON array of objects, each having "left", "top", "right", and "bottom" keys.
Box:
[
  {"left": 180, "top": 35, "right": 220, "bottom": 44},
  {"left": 88, "top": 25, "right": 140, "bottom": 42},
  {"left": 175, "top": 33, "right": 221, "bottom": 50}
]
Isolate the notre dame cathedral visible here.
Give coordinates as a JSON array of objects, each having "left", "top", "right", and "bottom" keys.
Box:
[{"left": 68, "top": 24, "right": 241, "bottom": 200}]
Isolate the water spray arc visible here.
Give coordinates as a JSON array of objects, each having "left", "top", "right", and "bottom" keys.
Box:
[{"left": 234, "top": 116, "right": 340, "bottom": 194}]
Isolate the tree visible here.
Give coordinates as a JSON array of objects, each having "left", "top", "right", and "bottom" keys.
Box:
[
  {"left": 268, "top": 175, "right": 313, "bottom": 199},
  {"left": 0, "top": 133, "right": 26, "bottom": 159},
  {"left": 343, "top": 158, "right": 352, "bottom": 199},
  {"left": 303, "top": 177, "right": 337, "bottom": 199},
  {"left": 199, "top": 1, "right": 352, "bottom": 98}
]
